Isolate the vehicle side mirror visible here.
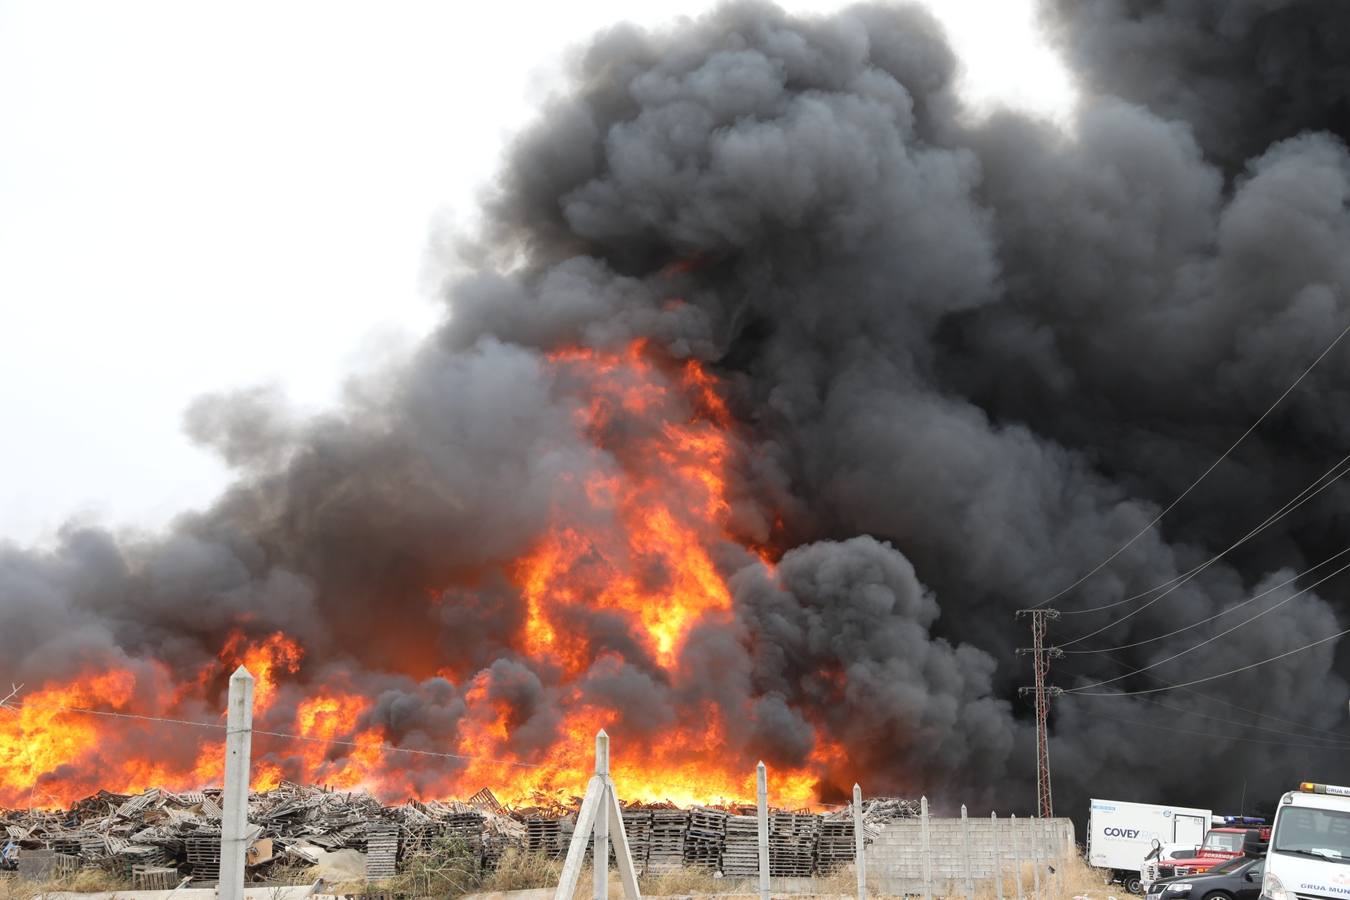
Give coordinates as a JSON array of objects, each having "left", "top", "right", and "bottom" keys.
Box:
[{"left": 1244, "top": 871, "right": 1258, "bottom": 882}]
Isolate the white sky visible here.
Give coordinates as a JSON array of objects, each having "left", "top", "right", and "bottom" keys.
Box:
[{"left": 0, "top": 0, "right": 1075, "bottom": 548}]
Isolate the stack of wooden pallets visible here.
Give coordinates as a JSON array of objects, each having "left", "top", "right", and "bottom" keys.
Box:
[
  {"left": 183, "top": 832, "right": 221, "bottom": 884},
  {"left": 815, "top": 818, "right": 856, "bottom": 871},
  {"left": 768, "top": 813, "right": 819, "bottom": 877},
  {"left": 645, "top": 809, "right": 689, "bottom": 872},
  {"left": 620, "top": 809, "right": 653, "bottom": 873},
  {"left": 525, "top": 817, "right": 565, "bottom": 859},
  {"left": 720, "top": 815, "right": 760, "bottom": 877},
  {"left": 365, "top": 823, "right": 399, "bottom": 880},
  {"left": 684, "top": 807, "right": 727, "bottom": 870}
]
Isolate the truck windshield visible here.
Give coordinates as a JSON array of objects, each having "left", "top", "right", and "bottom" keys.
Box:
[
  {"left": 1274, "top": 807, "right": 1350, "bottom": 863},
  {"left": 1204, "top": 833, "right": 1245, "bottom": 853}
]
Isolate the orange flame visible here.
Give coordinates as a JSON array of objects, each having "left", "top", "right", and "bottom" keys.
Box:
[{"left": 0, "top": 340, "right": 843, "bottom": 810}]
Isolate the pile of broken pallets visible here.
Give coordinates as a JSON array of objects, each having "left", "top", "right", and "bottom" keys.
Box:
[
  {"left": 2, "top": 787, "right": 919, "bottom": 884},
  {"left": 0, "top": 783, "right": 523, "bottom": 886}
]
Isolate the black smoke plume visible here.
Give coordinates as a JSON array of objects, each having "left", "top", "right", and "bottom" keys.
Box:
[{"left": 5, "top": 0, "right": 1350, "bottom": 818}]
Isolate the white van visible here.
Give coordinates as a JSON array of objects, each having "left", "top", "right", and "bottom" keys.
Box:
[
  {"left": 1262, "top": 783, "right": 1350, "bottom": 900},
  {"left": 1090, "top": 799, "right": 1213, "bottom": 893}
]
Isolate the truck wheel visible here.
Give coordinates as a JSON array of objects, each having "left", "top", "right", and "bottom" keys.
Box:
[{"left": 1127, "top": 876, "right": 1145, "bottom": 894}]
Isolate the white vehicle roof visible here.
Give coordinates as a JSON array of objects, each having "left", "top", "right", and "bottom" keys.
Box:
[{"left": 1283, "top": 783, "right": 1350, "bottom": 811}]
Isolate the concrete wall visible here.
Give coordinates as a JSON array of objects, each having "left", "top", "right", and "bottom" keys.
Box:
[{"left": 869, "top": 817, "right": 1076, "bottom": 896}]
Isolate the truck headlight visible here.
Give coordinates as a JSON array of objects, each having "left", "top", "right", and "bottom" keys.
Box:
[{"left": 1263, "top": 871, "right": 1294, "bottom": 900}]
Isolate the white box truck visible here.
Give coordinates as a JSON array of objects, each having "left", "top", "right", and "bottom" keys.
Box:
[
  {"left": 1261, "top": 782, "right": 1350, "bottom": 900},
  {"left": 1089, "top": 798, "right": 1213, "bottom": 894}
]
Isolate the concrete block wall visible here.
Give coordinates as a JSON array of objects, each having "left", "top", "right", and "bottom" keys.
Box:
[{"left": 869, "top": 817, "right": 1076, "bottom": 896}]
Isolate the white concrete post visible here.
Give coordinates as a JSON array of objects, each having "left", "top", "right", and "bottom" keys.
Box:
[
  {"left": 1047, "top": 814, "right": 1058, "bottom": 900},
  {"left": 920, "top": 796, "right": 932, "bottom": 900},
  {"left": 757, "top": 762, "right": 770, "bottom": 900},
  {"left": 555, "top": 776, "right": 605, "bottom": 900},
  {"left": 1011, "top": 814, "right": 1024, "bottom": 900},
  {"left": 992, "top": 812, "right": 1003, "bottom": 900},
  {"left": 852, "top": 784, "right": 866, "bottom": 900},
  {"left": 1031, "top": 817, "right": 1041, "bottom": 900},
  {"left": 553, "top": 731, "right": 640, "bottom": 900},
  {"left": 220, "top": 666, "right": 254, "bottom": 900},
  {"left": 961, "top": 805, "right": 974, "bottom": 900},
  {"left": 594, "top": 730, "right": 610, "bottom": 900}
]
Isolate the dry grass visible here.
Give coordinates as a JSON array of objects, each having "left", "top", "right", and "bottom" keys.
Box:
[
  {"left": 638, "top": 866, "right": 732, "bottom": 895},
  {"left": 0, "top": 846, "right": 1110, "bottom": 900},
  {"left": 449, "top": 851, "right": 1109, "bottom": 900},
  {"left": 971, "top": 853, "right": 1108, "bottom": 900},
  {"left": 480, "top": 849, "right": 564, "bottom": 893},
  {"left": 0, "top": 876, "right": 38, "bottom": 900},
  {"left": 0, "top": 866, "right": 133, "bottom": 900}
]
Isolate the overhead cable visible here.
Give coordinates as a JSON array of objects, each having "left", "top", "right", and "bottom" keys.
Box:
[
  {"left": 1064, "top": 543, "right": 1350, "bottom": 653},
  {"left": 1066, "top": 558, "right": 1350, "bottom": 690},
  {"left": 1056, "top": 452, "right": 1350, "bottom": 621},
  {"left": 0, "top": 697, "right": 543, "bottom": 768},
  {"left": 1066, "top": 623, "right": 1350, "bottom": 696},
  {"left": 1038, "top": 319, "right": 1350, "bottom": 611}
]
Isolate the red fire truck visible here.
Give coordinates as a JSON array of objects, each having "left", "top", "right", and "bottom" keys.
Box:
[{"left": 1145, "top": 818, "right": 1270, "bottom": 884}]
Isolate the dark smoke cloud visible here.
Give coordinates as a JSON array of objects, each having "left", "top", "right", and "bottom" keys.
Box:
[
  {"left": 1043, "top": 0, "right": 1350, "bottom": 170},
  {"left": 5, "top": 0, "right": 1350, "bottom": 819}
]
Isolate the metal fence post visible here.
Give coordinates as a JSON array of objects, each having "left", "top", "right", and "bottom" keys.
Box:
[
  {"left": 920, "top": 796, "right": 932, "bottom": 900},
  {"left": 992, "top": 812, "right": 1003, "bottom": 900},
  {"left": 1011, "top": 813, "right": 1024, "bottom": 900},
  {"left": 853, "top": 784, "right": 866, "bottom": 900},
  {"left": 961, "top": 805, "right": 974, "bottom": 900}
]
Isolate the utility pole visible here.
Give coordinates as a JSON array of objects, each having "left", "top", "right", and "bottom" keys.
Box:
[{"left": 1016, "top": 609, "right": 1061, "bottom": 819}]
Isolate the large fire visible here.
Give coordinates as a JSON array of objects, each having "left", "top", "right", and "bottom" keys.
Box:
[{"left": 0, "top": 341, "right": 841, "bottom": 810}]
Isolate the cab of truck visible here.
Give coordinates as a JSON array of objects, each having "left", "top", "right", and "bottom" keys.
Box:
[
  {"left": 1261, "top": 782, "right": 1350, "bottom": 900},
  {"left": 1154, "top": 825, "right": 1270, "bottom": 881}
]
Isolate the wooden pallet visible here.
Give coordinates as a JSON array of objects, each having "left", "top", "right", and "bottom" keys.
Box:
[
  {"left": 524, "top": 818, "right": 566, "bottom": 860},
  {"left": 365, "top": 823, "right": 399, "bottom": 880},
  {"left": 721, "top": 815, "right": 760, "bottom": 877},
  {"left": 768, "top": 812, "right": 820, "bottom": 877},
  {"left": 816, "top": 820, "right": 856, "bottom": 871},
  {"left": 684, "top": 807, "right": 727, "bottom": 870},
  {"left": 646, "top": 810, "right": 689, "bottom": 872},
  {"left": 184, "top": 833, "right": 221, "bottom": 884}
]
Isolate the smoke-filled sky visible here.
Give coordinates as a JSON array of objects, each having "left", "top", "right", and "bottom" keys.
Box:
[
  {"left": 0, "top": 0, "right": 1071, "bottom": 548},
  {"left": 5, "top": 0, "right": 1350, "bottom": 821}
]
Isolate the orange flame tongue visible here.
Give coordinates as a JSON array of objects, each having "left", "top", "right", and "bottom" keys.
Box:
[{"left": 518, "top": 342, "right": 735, "bottom": 671}]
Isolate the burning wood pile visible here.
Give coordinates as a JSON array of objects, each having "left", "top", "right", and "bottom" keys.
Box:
[
  {"left": 0, "top": 786, "right": 918, "bottom": 885},
  {"left": 0, "top": 783, "right": 522, "bottom": 885}
]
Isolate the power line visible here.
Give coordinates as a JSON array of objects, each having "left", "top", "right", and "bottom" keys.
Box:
[
  {"left": 1066, "top": 623, "right": 1350, "bottom": 696},
  {"left": 1064, "top": 544, "right": 1350, "bottom": 654},
  {"left": 1066, "top": 557, "right": 1350, "bottom": 690},
  {"left": 1066, "top": 654, "right": 1350, "bottom": 742},
  {"left": 1056, "top": 453, "right": 1350, "bottom": 619},
  {"left": 1037, "top": 318, "right": 1350, "bottom": 610},
  {"left": 1073, "top": 708, "right": 1350, "bottom": 752},
  {"left": 0, "top": 698, "right": 543, "bottom": 769},
  {"left": 1070, "top": 692, "right": 1350, "bottom": 749}
]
